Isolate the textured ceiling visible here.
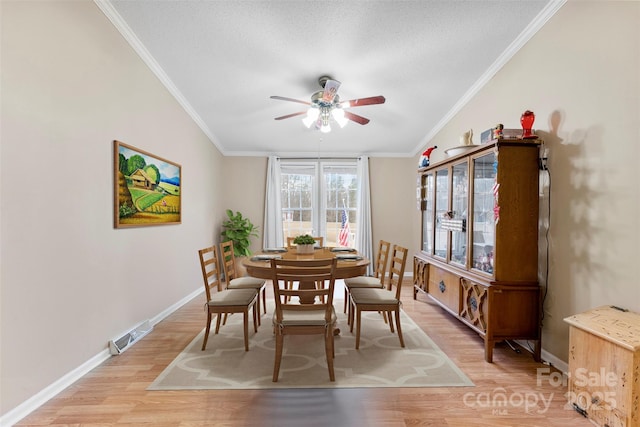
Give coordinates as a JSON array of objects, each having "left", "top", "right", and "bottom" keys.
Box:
[{"left": 101, "top": 0, "right": 559, "bottom": 157}]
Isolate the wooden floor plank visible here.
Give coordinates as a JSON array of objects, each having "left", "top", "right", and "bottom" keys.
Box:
[{"left": 15, "top": 282, "right": 592, "bottom": 427}]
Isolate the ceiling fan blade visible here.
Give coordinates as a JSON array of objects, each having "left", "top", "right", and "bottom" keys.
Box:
[
  {"left": 274, "top": 111, "right": 307, "bottom": 120},
  {"left": 344, "top": 111, "right": 370, "bottom": 125},
  {"left": 341, "top": 95, "right": 386, "bottom": 108},
  {"left": 270, "top": 95, "right": 311, "bottom": 106}
]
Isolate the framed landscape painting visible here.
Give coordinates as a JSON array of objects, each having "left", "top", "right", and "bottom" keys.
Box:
[{"left": 114, "top": 140, "right": 181, "bottom": 228}]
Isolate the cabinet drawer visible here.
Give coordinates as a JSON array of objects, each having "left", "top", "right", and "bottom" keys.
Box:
[{"left": 427, "top": 265, "right": 461, "bottom": 314}]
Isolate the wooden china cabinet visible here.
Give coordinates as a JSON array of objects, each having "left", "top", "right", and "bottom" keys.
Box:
[{"left": 413, "top": 140, "right": 542, "bottom": 362}]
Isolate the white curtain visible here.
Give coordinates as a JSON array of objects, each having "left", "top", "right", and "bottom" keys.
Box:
[
  {"left": 263, "top": 156, "right": 283, "bottom": 248},
  {"left": 355, "top": 156, "right": 373, "bottom": 275}
]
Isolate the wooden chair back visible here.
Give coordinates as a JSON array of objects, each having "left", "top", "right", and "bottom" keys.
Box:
[
  {"left": 374, "top": 240, "right": 391, "bottom": 281},
  {"left": 270, "top": 258, "right": 337, "bottom": 322},
  {"left": 220, "top": 240, "right": 238, "bottom": 281},
  {"left": 198, "top": 245, "right": 223, "bottom": 299},
  {"left": 197, "top": 245, "right": 258, "bottom": 351},
  {"left": 286, "top": 236, "right": 324, "bottom": 248},
  {"left": 387, "top": 244, "right": 409, "bottom": 299}
]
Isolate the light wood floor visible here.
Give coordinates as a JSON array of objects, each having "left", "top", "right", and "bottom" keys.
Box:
[{"left": 16, "top": 282, "right": 593, "bottom": 427}]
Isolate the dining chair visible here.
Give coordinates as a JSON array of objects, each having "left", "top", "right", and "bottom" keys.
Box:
[
  {"left": 198, "top": 246, "right": 259, "bottom": 352},
  {"left": 348, "top": 244, "right": 409, "bottom": 350},
  {"left": 285, "top": 236, "right": 324, "bottom": 301},
  {"left": 343, "top": 239, "right": 391, "bottom": 314},
  {"left": 286, "top": 236, "right": 324, "bottom": 248},
  {"left": 269, "top": 257, "right": 338, "bottom": 382},
  {"left": 220, "top": 240, "right": 267, "bottom": 323}
]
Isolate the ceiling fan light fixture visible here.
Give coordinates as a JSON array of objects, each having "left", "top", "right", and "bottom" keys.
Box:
[
  {"left": 319, "top": 106, "right": 331, "bottom": 125},
  {"left": 331, "top": 107, "right": 348, "bottom": 128},
  {"left": 302, "top": 107, "right": 320, "bottom": 128},
  {"left": 320, "top": 123, "right": 331, "bottom": 133}
]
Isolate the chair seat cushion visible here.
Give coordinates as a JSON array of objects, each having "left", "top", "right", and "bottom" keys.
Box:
[
  {"left": 228, "top": 276, "right": 266, "bottom": 289},
  {"left": 208, "top": 288, "right": 257, "bottom": 306},
  {"left": 273, "top": 306, "right": 337, "bottom": 326},
  {"left": 344, "top": 276, "right": 383, "bottom": 288},
  {"left": 350, "top": 288, "right": 398, "bottom": 305}
]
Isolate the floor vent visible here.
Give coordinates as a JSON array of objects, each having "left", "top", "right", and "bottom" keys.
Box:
[{"left": 109, "top": 320, "right": 153, "bottom": 355}]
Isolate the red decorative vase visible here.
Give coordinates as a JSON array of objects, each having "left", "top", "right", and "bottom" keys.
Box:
[{"left": 520, "top": 110, "right": 536, "bottom": 139}]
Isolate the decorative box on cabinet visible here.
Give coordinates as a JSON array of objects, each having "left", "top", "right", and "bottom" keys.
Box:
[
  {"left": 413, "top": 140, "right": 542, "bottom": 362},
  {"left": 564, "top": 306, "right": 640, "bottom": 427}
]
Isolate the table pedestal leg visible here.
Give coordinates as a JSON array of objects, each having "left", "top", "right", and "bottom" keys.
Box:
[
  {"left": 297, "top": 279, "right": 317, "bottom": 304},
  {"left": 296, "top": 280, "right": 341, "bottom": 335}
]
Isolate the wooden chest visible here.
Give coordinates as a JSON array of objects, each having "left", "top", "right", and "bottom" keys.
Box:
[{"left": 564, "top": 306, "right": 640, "bottom": 427}]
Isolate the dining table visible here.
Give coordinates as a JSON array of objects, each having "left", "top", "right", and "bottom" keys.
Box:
[
  {"left": 243, "top": 246, "right": 369, "bottom": 336},
  {"left": 243, "top": 246, "right": 370, "bottom": 304}
]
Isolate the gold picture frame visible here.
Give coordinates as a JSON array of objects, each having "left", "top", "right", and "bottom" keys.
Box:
[{"left": 114, "top": 140, "right": 181, "bottom": 228}]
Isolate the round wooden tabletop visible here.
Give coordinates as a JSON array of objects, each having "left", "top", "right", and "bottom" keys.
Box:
[{"left": 243, "top": 247, "right": 369, "bottom": 280}]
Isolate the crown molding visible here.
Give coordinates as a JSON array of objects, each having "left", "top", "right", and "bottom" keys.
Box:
[
  {"left": 413, "top": 0, "right": 567, "bottom": 156},
  {"left": 94, "top": 0, "right": 225, "bottom": 153}
]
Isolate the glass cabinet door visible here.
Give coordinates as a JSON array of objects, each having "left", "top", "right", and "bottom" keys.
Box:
[
  {"left": 421, "top": 173, "right": 434, "bottom": 254},
  {"left": 472, "top": 152, "right": 496, "bottom": 274},
  {"left": 434, "top": 168, "right": 449, "bottom": 259},
  {"left": 450, "top": 162, "right": 468, "bottom": 266}
]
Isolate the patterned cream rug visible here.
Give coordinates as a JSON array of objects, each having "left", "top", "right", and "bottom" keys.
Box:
[{"left": 148, "top": 302, "right": 473, "bottom": 390}]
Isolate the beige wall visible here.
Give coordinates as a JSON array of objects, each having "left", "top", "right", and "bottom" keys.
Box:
[
  {"left": 369, "top": 157, "right": 417, "bottom": 252},
  {"left": 219, "top": 157, "right": 268, "bottom": 251},
  {"left": 1, "top": 0, "right": 224, "bottom": 415},
  {"left": 414, "top": 1, "right": 640, "bottom": 361}
]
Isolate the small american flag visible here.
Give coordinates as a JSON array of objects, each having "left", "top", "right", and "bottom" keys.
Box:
[{"left": 338, "top": 208, "right": 350, "bottom": 246}]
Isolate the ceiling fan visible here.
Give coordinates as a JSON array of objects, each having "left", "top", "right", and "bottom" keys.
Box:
[{"left": 270, "top": 76, "right": 386, "bottom": 133}]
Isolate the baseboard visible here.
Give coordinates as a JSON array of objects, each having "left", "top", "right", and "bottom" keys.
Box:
[
  {"left": 514, "top": 339, "right": 568, "bottom": 374},
  {"left": 0, "top": 350, "right": 111, "bottom": 427},
  {"left": 149, "top": 287, "right": 203, "bottom": 327},
  {"left": 540, "top": 347, "right": 568, "bottom": 374},
  {"left": 0, "top": 287, "right": 204, "bottom": 427}
]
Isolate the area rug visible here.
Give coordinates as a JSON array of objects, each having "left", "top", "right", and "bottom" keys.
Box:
[{"left": 148, "top": 303, "right": 473, "bottom": 390}]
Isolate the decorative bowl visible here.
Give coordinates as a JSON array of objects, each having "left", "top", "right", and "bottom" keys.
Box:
[{"left": 444, "top": 145, "right": 479, "bottom": 157}]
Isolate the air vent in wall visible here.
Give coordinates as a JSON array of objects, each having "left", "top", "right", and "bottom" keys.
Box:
[{"left": 109, "top": 320, "right": 152, "bottom": 355}]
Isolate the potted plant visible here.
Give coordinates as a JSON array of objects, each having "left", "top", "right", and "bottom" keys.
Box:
[
  {"left": 293, "top": 234, "right": 317, "bottom": 254},
  {"left": 221, "top": 209, "right": 259, "bottom": 257}
]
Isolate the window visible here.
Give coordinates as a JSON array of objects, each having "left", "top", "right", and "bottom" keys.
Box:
[
  {"left": 281, "top": 164, "right": 317, "bottom": 238},
  {"left": 280, "top": 160, "right": 357, "bottom": 247}
]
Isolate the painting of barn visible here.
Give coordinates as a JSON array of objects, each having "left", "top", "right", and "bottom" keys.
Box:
[{"left": 114, "top": 140, "right": 181, "bottom": 228}]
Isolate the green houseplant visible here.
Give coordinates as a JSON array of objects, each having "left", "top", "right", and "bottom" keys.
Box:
[
  {"left": 293, "top": 234, "right": 317, "bottom": 254},
  {"left": 292, "top": 234, "right": 317, "bottom": 245},
  {"left": 221, "top": 209, "right": 259, "bottom": 257}
]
